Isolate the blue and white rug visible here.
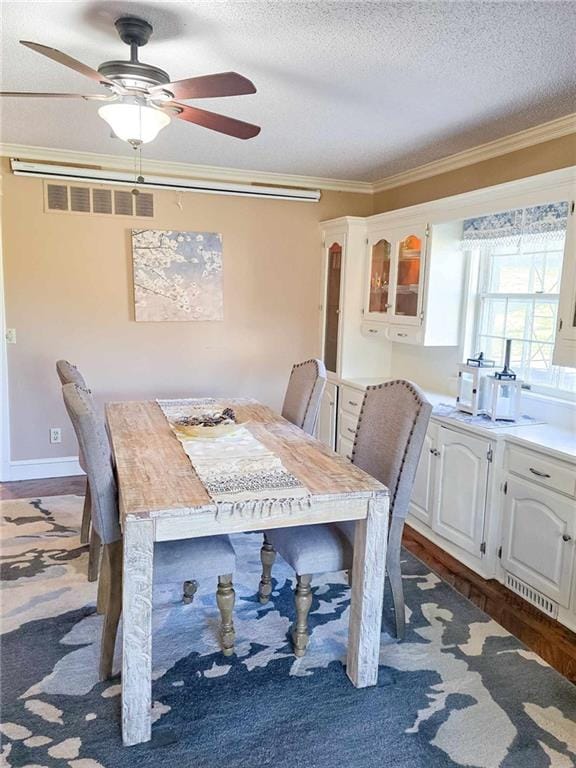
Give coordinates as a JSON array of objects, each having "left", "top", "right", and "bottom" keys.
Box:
[{"left": 1, "top": 496, "right": 575, "bottom": 768}]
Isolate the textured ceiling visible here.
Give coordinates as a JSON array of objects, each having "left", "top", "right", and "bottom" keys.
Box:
[{"left": 1, "top": 1, "right": 575, "bottom": 182}]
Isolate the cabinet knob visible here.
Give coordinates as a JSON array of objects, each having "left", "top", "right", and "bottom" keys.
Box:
[{"left": 562, "top": 534, "right": 572, "bottom": 542}]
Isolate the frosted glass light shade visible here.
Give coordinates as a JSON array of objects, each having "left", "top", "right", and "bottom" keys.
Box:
[{"left": 98, "top": 103, "right": 171, "bottom": 145}]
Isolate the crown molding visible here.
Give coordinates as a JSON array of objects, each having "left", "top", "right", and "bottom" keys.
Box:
[
  {"left": 372, "top": 113, "right": 576, "bottom": 193},
  {"left": 0, "top": 143, "right": 373, "bottom": 194},
  {"left": 1, "top": 112, "right": 574, "bottom": 196}
]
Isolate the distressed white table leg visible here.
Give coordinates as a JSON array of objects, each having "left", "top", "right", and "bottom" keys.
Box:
[
  {"left": 122, "top": 517, "right": 154, "bottom": 746},
  {"left": 347, "top": 492, "right": 389, "bottom": 688}
]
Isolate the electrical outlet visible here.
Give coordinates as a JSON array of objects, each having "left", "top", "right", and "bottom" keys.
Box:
[
  {"left": 5, "top": 329, "right": 16, "bottom": 344},
  {"left": 50, "top": 427, "right": 62, "bottom": 444}
]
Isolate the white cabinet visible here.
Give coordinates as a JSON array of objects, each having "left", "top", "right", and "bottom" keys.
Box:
[
  {"left": 362, "top": 218, "right": 465, "bottom": 346},
  {"left": 432, "top": 427, "right": 490, "bottom": 557},
  {"left": 553, "top": 204, "right": 576, "bottom": 368},
  {"left": 409, "top": 423, "right": 438, "bottom": 527},
  {"left": 364, "top": 225, "right": 427, "bottom": 326},
  {"left": 501, "top": 477, "right": 575, "bottom": 607},
  {"left": 317, "top": 381, "right": 338, "bottom": 450},
  {"left": 320, "top": 219, "right": 392, "bottom": 381},
  {"left": 408, "top": 423, "right": 492, "bottom": 562}
]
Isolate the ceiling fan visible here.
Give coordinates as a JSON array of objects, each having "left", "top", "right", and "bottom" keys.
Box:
[{"left": 0, "top": 15, "right": 261, "bottom": 146}]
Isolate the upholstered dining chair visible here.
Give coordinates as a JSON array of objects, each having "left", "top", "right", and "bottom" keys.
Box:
[
  {"left": 258, "top": 379, "right": 432, "bottom": 656},
  {"left": 56, "top": 360, "right": 101, "bottom": 581},
  {"left": 257, "top": 359, "right": 328, "bottom": 604},
  {"left": 281, "top": 358, "right": 327, "bottom": 435},
  {"left": 62, "top": 383, "right": 237, "bottom": 679}
]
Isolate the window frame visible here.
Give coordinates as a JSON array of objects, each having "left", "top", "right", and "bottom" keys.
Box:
[{"left": 469, "top": 229, "right": 574, "bottom": 401}]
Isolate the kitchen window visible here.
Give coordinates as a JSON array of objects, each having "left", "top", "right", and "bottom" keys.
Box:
[{"left": 464, "top": 201, "right": 576, "bottom": 398}]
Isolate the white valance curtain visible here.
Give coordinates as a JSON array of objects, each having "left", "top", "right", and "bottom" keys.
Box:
[{"left": 461, "top": 201, "right": 569, "bottom": 249}]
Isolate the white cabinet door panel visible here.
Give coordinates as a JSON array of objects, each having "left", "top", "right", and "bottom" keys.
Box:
[
  {"left": 432, "top": 427, "right": 490, "bottom": 556},
  {"left": 409, "top": 423, "right": 438, "bottom": 527},
  {"left": 502, "top": 478, "right": 575, "bottom": 607}
]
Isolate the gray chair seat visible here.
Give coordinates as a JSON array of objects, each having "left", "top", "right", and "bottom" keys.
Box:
[
  {"left": 258, "top": 380, "right": 433, "bottom": 656},
  {"left": 154, "top": 535, "right": 236, "bottom": 583},
  {"left": 267, "top": 522, "right": 354, "bottom": 575}
]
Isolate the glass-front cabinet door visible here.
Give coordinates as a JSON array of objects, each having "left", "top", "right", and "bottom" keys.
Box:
[
  {"left": 365, "top": 234, "right": 394, "bottom": 321},
  {"left": 368, "top": 238, "right": 392, "bottom": 316},
  {"left": 323, "top": 241, "right": 343, "bottom": 373},
  {"left": 394, "top": 231, "right": 424, "bottom": 321},
  {"left": 364, "top": 225, "right": 427, "bottom": 324}
]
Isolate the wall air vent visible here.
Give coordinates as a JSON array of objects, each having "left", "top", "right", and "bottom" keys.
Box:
[
  {"left": 505, "top": 573, "right": 558, "bottom": 619},
  {"left": 44, "top": 181, "right": 154, "bottom": 218},
  {"left": 70, "top": 186, "right": 91, "bottom": 213},
  {"left": 114, "top": 189, "right": 134, "bottom": 216},
  {"left": 92, "top": 188, "right": 113, "bottom": 215},
  {"left": 46, "top": 183, "right": 68, "bottom": 211}
]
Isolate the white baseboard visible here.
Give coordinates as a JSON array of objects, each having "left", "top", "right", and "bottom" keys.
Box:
[{"left": 7, "top": 456, "right": 84, "bottom": 481}]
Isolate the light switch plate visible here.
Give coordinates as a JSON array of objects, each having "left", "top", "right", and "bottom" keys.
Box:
[{"left": 5, "top": 329, "right": 16, "bottom": 344}]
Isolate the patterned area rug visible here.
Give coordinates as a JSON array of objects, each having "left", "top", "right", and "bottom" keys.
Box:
[{"left": 1, "top": 496, "right": 575, "bottom": 768}]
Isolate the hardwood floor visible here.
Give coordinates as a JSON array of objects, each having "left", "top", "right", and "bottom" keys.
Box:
[
  {"left": 2, "top": 475, "right": 575, "bottom": 682},
  {"left": 404, "top": 525, "right": 576, "bottom": 683}
]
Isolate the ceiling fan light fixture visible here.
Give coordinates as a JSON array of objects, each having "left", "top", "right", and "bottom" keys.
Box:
[{"left": 97, "top": 101, "right": 170, "bottom": 145}]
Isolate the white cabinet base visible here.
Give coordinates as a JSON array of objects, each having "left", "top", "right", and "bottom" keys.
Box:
[{"left": 406, "top": 517, "right": 494, "bottom": 580}]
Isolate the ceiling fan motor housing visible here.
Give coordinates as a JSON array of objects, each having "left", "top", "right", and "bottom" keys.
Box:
[
  {"left": 98, "top": 16, "right": 170, "bottom": 89},
  {"left": 114, "top": 16, "right": 153, "bottom": 48}
]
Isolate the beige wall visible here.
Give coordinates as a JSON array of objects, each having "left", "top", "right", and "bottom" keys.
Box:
[
  {"left": 3, "top": 134, "right": 575, "bottom": 462},
  {"left": 378, "top": 134, "right": 576, "bottom": 394},
  {"left": 373, "top": 134, "right": 576, "bottom": 213},
  {"left": 1, "top": 160, "right": 372, "bottom": 461}
]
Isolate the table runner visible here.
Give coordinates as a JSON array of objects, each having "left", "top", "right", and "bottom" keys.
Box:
[{"left": 157, "top": 398, "right": 310, "bottom": 514}]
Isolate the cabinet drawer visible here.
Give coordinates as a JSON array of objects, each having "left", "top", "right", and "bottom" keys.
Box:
[
  {"left": 507, "top": 446, "right": 576, "bottom": 498},
  {"left": 339, "top": 410, "right": 358, "bottom": 442},
  {"left": 337, "top": 435, "right": 354, "bottom": 461},
  {"left": 340, "top": 386, "right": 364, "bottom": 416},
  {"left": 385, "top": 325, "right": 423, "bottom": 345},
  {"left": 361, "top": 322, "right": 386, "bottom": 339}
]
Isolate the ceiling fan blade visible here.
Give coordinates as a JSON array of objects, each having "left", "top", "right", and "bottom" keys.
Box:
[
  {"left": 152, "top": 72, "right": 256, "bottom": 100},
  {"left": 168, "top": 102, "right": 261, "bottom": 140},
  {"left": 20, "top": 41, "right": 115, "bottom": 87},
  {"left": 0, "top": 91, "right": 113, "bottom": 100}
]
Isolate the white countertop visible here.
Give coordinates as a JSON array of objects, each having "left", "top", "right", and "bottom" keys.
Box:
[{"left": 340, "top": 378, "right": 576, "bottom": 464}]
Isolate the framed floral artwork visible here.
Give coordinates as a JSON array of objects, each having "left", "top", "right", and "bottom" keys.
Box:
[{"left": 132, "top": 229, "right": 223, "bottom": 321}]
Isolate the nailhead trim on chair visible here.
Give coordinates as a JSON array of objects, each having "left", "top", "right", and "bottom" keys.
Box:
[
  {"left": 352, "top": 379, "right": 425, "bottom": 516},
  {"left": 289, "top": 358, "right": 323, "bottom": 428}
]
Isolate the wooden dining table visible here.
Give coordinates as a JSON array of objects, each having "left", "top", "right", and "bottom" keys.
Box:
[{"left": 106, "top": 398, "right": 390, "bottom": 747}]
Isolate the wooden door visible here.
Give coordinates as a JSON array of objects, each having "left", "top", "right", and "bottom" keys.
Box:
[
  {"left": 323, "top": 241, "right": 343, "bottom": 374},
  {"left": 432, "top": 426, "right": 490, "bottom": 557},
  {"left": 501, "top": 477, "right": 575, "bottom": 607}
]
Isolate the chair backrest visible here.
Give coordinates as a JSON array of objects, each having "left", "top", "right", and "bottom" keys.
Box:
[
  {"left": 56, "top": 360, "right": 88, "bottom": 389},
  {"left": 352, "top": 380, "right": 432, "bottom": 520},
  {"left": 281, "top": 358, "right": 327, "bottom": 435},
  {"left": 57, "top": 360, "right": 89, "bottom": 471},
  {"left": 62, "top": 383, "right": 121, "bottom": 544}
]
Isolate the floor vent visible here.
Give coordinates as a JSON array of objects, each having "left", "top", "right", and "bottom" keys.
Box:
[
  {"left": 44, "top": 182, "right": 154, "bottom": 218},
  {"left": 505, "top": 573, "right": 558, "bottom": 619}
]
